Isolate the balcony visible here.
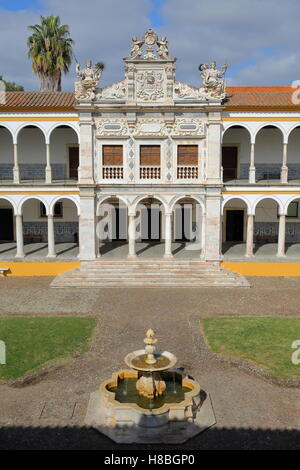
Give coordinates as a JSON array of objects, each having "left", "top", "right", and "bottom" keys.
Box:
[
  {"left": 177, "top": 166, "right": 198, "bottom": 179},
  {"left": 140, "top": 166, "right": 161, "bottom": 179},
  {"left": 103, "top": 166, "right": 124, "bottom": 179}
]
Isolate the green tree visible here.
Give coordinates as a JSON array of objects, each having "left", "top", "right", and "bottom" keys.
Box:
[
  {"left": 27, "top": 15, "right": 74, "bottom": 92},
  {"left": 0, "top": 75, "right": 24, "bottom": 91}
]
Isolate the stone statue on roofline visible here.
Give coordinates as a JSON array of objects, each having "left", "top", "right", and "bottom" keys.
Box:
[
  {"left": 75, "top": 60, "right": 104, "bottom": 100},
  {"left": 199, "top": 61, "right": 227, "bottom": 100}
]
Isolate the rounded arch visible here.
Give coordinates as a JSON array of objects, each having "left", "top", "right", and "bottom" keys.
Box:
[
  {"left": 169, "top": 194, "right": 206, "bottom": 214},
  {"left": 252, "top": 195, "right": 284, "bottom": 214},
  {"left": 0, "top": 123, "right": 14, "bottom": 140},
  {"left": 48, "top": 122, "right": 80, "bottom": 142},
  {"left": 222, "top": 123, "right": 252, "bottom": 142},
  {"left": 253, "top": 123, "right": 285, "bottom": 142},
  {"left": 0, "top": 196, "right": 17, "bottom": 213},
  {"left": 222, "top": 196, "right": 251, "bottom": 215},
  {"left": 286, "top": 123, "right": 300, "bottom": 141},
  {"left": 284, "top": 195, "right": 300, "bottom": 214},
  {"left": 96, "top": 195, "right": 129, "bottom": 216},
  {"left": 50, "top": 195, "right": 80, "bottom": 216},
  {"left": 131, "top": 195, "right": 168, "bottom": 215},
  {"left": 15, "top": 123, "right": 47, "bottom": 143},
  {"left": 18, "top": 195, "right": 49, "bottom": 215}
]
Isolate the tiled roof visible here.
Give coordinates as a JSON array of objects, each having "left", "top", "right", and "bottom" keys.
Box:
[
  {"left": 226, "top": 86, "right": 297, "bottom": 108},
  {"left": 0, "top": 91, "right": 76, "bottom": 109},
  {"left": 0, "top": 87, "right": 298, "bottom": 109}
]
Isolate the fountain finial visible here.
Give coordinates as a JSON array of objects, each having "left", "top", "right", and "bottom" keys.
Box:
[{"left": 144, "top": 329, "right": 157, "bottom": 364}]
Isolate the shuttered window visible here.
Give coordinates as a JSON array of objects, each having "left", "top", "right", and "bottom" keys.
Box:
[
  {"left": 102, "top": 145, "right": 123, "bottom": 166},
  {"left": 140, "top": 145, "right": 161, "bottom": 166},
  {"left": 177, "top": 145, "right": 198, "bottom": 165}
]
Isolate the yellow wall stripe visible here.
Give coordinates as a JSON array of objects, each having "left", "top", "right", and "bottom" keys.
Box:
[
  {"left": 0, "top": 191, "right": 79, "bottom": 195},
  {"left": 0, "top": 117, "right": 79, "bottom": 122},
  {"left": 0, "top": 262, "right": 80, "bottom": 277},
  {"left": 222, "top": 261, "right": 300, "bottom": 276}
]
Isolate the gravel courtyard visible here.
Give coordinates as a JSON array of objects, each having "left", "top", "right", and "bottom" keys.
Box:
[{"left": 0, "top": 276, "right": 299, "bottom": 450}]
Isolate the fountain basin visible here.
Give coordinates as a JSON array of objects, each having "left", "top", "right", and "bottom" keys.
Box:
[{"left": 85, "top": 369, "right": 216, "bottom": 444}]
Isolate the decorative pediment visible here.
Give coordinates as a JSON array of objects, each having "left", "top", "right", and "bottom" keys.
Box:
[
  {"left": 96, "top": 118, "right": 129, "bottom": 137},
  {"left": 171, "top": 118, "right": 205, "bottom": 137},
  {"left": 133, "top": 118, "right": 168, "bottom": 137},
  {"left": 96, "top": 80, "right": 126, "bottom": 100},
  {"left": 174, "top": 81, "right": 200, "bottom": 100}
]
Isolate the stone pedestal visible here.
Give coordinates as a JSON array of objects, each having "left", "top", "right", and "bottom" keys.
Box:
[
  {"left": 79, "top": 188, "right": 97, "bottom": 260},
  {"left": 204, "top": 192, "right": 222, "bottom": 262}
]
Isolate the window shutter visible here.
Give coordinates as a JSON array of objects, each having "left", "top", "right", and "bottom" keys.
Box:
[
  {"left": 140, "top": 145, "right": 161, "bottom": 166},
  {"left": 103, "top": 146, "right": 123, "bottom": 166},
  {"left": 177, "top": 145, "right": 198, "bottom": 165}
]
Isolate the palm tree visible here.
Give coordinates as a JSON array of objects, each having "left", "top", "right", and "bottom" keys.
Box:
[{"left": 27, "top": 15, "right": 74, "bottom": 92}]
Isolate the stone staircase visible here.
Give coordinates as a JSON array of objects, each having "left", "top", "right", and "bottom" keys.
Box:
[{"left": 50, "top": 259, "right": 250, "bottom": 288}]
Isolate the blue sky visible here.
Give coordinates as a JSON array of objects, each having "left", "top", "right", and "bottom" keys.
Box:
[{"left": 0, "top": 0, "right": 298, "bottom": 90}]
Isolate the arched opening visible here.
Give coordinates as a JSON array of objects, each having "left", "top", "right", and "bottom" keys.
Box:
[
  {"left": 17, "top": 125, "right": 46, "bottom": 182},
  {"left": 171, "top": 196, "right": 204, "bottom": 258},
  {"left": 0, "top": 126, "right": 14, "bottom": 182},
  {"left": 222, "top": 126, "right": 251, "bottom": 181},
  {"left": 49, "top": 197, "right": 79, "bottom": 257},
  {"left": 21, "top": 198, "right": 48, "bottom": 257},
  {"left": 253, "top": 198, "right": 280, "bottom": 257},
  {"left": 134, "top": 196, "right": 166, "bottom": 257},
  {"left": 254, "top": 126, "right": 283, "bottom": 181},
  {"left": 97, "top": 196, "right": 128, "bottom": 257},
  {"left": 284, "top": 198, "right": 300, "bottom": 258},
  {"left": 287, "top": 126, "right": 300, "bottom": 182},
  {"left": 0, "top": 198, "right": 15, "bottom": 256},
  {"left": 49, "top": 125, "right": 79, "bottom": 181},
  {"left": 222, "top": 198, "right": 248, "bottom": 257}
]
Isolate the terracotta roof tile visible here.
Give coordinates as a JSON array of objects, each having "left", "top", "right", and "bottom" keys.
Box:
[
  {"left": 226, "top": 86, "right": 297, "bottom": 108},
  {"left": 0, "top": 87, "right": 299, "bottom": 110},
  {"left": 0, "top": 91, "right": 76, "bottom": 109}
]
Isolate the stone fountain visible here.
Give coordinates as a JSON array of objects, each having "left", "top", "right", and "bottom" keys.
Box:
[{"left": 85, "top": 329, "right": 216, "bottom": 444}]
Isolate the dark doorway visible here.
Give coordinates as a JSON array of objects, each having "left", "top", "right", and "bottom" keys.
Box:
[
  {"left": 141, "top": 207, "right": 161, "bottom": 241},
  {"left": 0, "top": 208, "right": 14, "bottom": 241},
  {"left": 112, "top": 207, "right": 127, "bottom": 241},
  {"left": 222, "top": 146, "right": 238, "bottom": 180},
  {"left": 175, "top": 205, "right": 192, "bottom": 241},
  {"left": 226, "top": 210, "right": 244, "bottom": 242},
  {"left": 69, "top": 147, "right": 79, "bottom": 179}
]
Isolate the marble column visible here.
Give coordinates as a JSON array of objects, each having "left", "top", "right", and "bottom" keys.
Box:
[
  {"left": 245, "top": 214, "right": 254, "bottom": 257},
  {"left": 128, "top": 214, "right": 137, "bottom": 258},
  {"left": 13, "top": 143, "right": 20, "bottom": 184},
  {"left": 277, "top": 214, "right": 286, "bottom": 257},
  {"left": 249, "top": 142, "right": 256, "bottom": 184},
  {"left": 15, "top": 214, "right": 24, "bottom": 258},
  {"left": 47, "top": 214, "right": 56, "bottom": 258},
  {"left": 204, "top": 192, "right": 222, "bottom": 261},
  {"left": 206, "top": 119, "right": 222, "bottom": 184},
  {"left": 78, "top": 115, "right": 94, "bottom": 184},
  {"left": 164, "top": 212, "right": 173, "bottom": 258},
  {"left": 79, "top": 189, "right": 97, "bottom": 260},
  {"left": 45, "top": 143, "right": 52, "bottom": 184},
  {"left": 280, "top": 143, "right": 288, "bottom": 184}
]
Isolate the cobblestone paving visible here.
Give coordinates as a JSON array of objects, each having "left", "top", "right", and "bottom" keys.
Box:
[{"left": 0, "top": 276, "right": 299, "bottom": 449}]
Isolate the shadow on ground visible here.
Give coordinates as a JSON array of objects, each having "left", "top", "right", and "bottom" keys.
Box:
[{"left": 0, "top": 426, "right": 299, "bottom": 450}]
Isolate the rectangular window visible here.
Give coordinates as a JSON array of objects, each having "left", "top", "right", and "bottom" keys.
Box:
[
  {"left": 140, "top": 145, "right": 161, "bottom": 166},
  {"left": 177, "top": 145, "right": 198, "bottom": 165},
  {"left": 102, "top": 145, "right": 123, "bottom": 166},
  {"left": 69, "top": 146, "right": 79, "bottom": 179},
  {"left": 40, "top": 202, "right": 63, "bottom": 218}
]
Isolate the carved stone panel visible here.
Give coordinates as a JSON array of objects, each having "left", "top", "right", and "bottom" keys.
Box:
[{"left": 136, "top": 70, "right": 165, "bottom": 102}]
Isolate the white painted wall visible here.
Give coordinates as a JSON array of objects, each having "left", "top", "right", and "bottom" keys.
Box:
[
  {"left": 0, "top": 127, "right": 13, "bottom": 164},
  {"left": 50, "top": 128, "right": 78, "bottom": 164},
  {"left": 22, "top": 199, "right": 78, "bottom": 222},
  {"left": 222, "top": 128, "right": 250, "bottom": 164}
]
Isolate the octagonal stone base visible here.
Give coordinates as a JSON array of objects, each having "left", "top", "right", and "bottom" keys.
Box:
[{"left": 85, "top": 370, "right": 216, "bottom": 444}]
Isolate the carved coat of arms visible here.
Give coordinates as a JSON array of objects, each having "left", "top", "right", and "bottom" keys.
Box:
[{"left": 136, "top": 70, "right": 164, "bottom": 101}]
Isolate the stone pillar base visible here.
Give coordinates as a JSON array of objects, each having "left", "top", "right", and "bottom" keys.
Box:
[
  {"left": 45, "top": 166, "right": 52, "bottom": 184},
  {"left": 13, "top": 167, "right": 20, "bottom": 184},
  {"left": 249, "top": 167, "right": 256, "bottom": 184},
  {"left": 280, "top": 166, "right": 288, "bottom": 184}
]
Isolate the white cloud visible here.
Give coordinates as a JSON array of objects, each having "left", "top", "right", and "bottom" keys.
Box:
[{"left": 0, "top": 0, "right": 299, "bottom": 90}]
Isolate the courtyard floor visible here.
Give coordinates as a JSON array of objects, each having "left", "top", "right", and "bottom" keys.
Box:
[
  {"left": 0, "top": 276, "right": 299, "bottom": 449},
  {"left": 2, "top": 240, "right": 300, "bottom": 261}
]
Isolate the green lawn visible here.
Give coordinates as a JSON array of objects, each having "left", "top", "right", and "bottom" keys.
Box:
[
  {"left": 201, "top": 317, "right": 300, "bottom": 380},
  {"left": 0, "top": 317, "right": 97, "bottom": 380}
]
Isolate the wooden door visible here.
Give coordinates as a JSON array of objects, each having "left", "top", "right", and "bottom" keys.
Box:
[
  {"left": 69, "top": 147, "right": 79, "bottom": 179},
  {"left": 226, "top": 210, "right": 244, "bottom": 242},
  {"left": 222, "top": 147, "right": 238, "bottom": 180}
]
